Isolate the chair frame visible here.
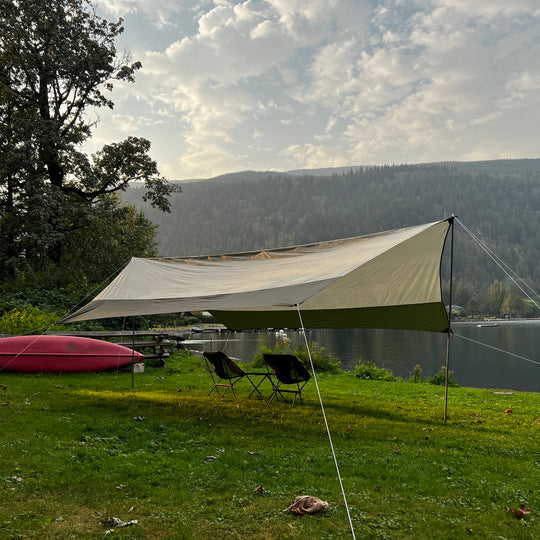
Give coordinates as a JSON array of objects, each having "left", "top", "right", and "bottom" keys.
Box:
[
  {"left": 263, "top": 353, "right": 310, "bottom": 406},
  {"left": 203, "top": 350, "right": 267, "bottom": 398}
]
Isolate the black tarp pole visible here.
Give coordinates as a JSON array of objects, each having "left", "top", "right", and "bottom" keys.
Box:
[{"left": 444, "top": 216, "right": 455, "bottom": 423}]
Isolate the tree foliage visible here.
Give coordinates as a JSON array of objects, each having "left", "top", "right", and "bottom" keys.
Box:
[
  {"left": 58, "top": 194, "right": 158, "bottom": 285},
  {"left": 0, "top": 0, "right": 178, "bottom": 283},
  {"left": 487, "top": 280, "right": 508, "bottom": 316}
]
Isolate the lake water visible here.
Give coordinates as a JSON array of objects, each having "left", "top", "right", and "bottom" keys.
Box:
[{"left": 183, "top": 320, "right": 540, "bottom": 393}]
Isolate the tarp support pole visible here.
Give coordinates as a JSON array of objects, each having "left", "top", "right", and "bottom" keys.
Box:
[
  {"left": 131, "top": 318, "right": 136, "bottom": 389},
  {"left": 444, "top": 333, "right": 451, "bottom": 422},
  {"left": 444, "top": 216, "right": 455, "bottom": 423},
  {"left": 296, "top": 305, "right": 356, "bottom": 539}
]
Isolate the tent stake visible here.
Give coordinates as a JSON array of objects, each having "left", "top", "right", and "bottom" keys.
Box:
[{"left": 444, "top": 216, "right": 456, "bottom": 423}]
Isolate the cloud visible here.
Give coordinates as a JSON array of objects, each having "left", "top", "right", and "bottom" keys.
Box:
[
  {"left": 175, "top": 142, "right": 248, "bottom": 179},
  {"left": 97, "top": 0, "right": 183, "bottom": 28},
  {"left": 282, "top": 143, "right": 351, "bottom": 169},
  {"left": 123, "top": 0, "right": 336, "bottom": 177},
  {"left": 299, "top": 1, "right": 540, "bottom": 165},
  {"left": 89, "top": 0, "right": 540, "bottom": 178}
]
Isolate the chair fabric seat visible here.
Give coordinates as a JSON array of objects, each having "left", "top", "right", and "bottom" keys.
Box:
[
  {"left": 263, "top": 353, "right": 310, "bottom": 406},
  {"left": 204, "top": 350, "right": 268, "bottom": 398}
]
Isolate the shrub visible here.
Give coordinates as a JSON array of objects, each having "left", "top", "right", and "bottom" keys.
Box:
[
  {"left": 251, "top": 345, "right": 277, "bottom": 368},
  {"left": 251, "top": 340, "right": 342, "bottom": 373},
  {"left": 0, "top": 307, "right": 63, "bottom": 335},
  {"left": 0, "top": 267, "right": 83, "bottom": 314},
  {"left": 425, "top": 366, "right": 459, "bottom": 387},
  {"left": 409, "top": 364, "right": 423, "bottom": 383},
  {"left": 294, "top": 341, "right": 342, "bottom": 373},
  {"left": 353, "top": 360, "right": 399, "bottom": 381}
]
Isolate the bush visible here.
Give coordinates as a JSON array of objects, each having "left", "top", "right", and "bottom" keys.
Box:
[
  {"left": 251, "top": 345, "right": 276, "bottom": 368},
  {"left": 425, "top": 366, "right": 459, "bottom": 387},
  {"left": 294, "top": 341, "right": 342, "bottom": 373},
  {"left": 0, "top": 267, "right": 86, "bottom": 315},
  {"left": 353, "top": 360, "right": 399, "bottom": 381},
  {"left": 0, "top": 307, "right": 63, "bottom": 335},
  {"left": 409, "top": 364, "right": 422, "bottom": 383},
  {"left": 251, "top": 340, "right": 342, "bottom": 373}
]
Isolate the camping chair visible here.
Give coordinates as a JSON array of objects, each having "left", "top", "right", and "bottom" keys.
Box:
[
  {"left": 203, "top": 351, "right": 267, "bottom": 398},
  {"left": 263, "top": 353, "right": 311, "bottom": 406}
]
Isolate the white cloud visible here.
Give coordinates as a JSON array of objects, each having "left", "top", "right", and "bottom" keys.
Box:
[
  {"left": 502, "top": 71, "right": 540, "bottom": 104},
  {"left": 97, "top": 0, "right": 138, "bottom": 17},
  {"left": 97, "top": 0, "right": 183, "bottom": 28},
  {"left": 282, "top": 143, "right": 351, "bottom": 169},
  {"left": 429, "top": 0, "right": 539, "bottom": 19},
  {"left": 175, "top": 142, "right": 247, "bottom": 179},
  {"left": 87, "top": 0, "right": 540, "bottom": 178}
]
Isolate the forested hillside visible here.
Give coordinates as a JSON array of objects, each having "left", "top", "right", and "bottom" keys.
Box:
[{"left": 123, "top": 160, "right": 540, "bottom": 303}]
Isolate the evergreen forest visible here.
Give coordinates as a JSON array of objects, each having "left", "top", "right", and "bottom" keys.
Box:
[{"left": 124, "top": 159, "right": 540, "bottom": 318}]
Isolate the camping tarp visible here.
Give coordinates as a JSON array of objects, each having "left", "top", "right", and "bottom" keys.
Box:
[{"left": 60, "top": 218, "right": 452, "bottom": 332}]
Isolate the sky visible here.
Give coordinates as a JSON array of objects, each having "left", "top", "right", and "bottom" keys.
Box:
[{"left": 90, "top": 0, "right": 540, "bottom": 180}]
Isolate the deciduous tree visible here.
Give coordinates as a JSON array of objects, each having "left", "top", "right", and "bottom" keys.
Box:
[
  {"left": 0, "top": 0, "right": 178, "bottom": 280},
  {"left": 500, "top": 293, "right": 526, "bottom": 318}
]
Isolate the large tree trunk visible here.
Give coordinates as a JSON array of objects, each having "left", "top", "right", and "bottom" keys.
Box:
[{"left": 38, "top": 68, "right": 64, "bottom": 188}]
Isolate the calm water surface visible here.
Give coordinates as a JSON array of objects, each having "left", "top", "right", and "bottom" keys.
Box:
[{"left": 183, "top": 320, "right": 540, "bottom": 393}]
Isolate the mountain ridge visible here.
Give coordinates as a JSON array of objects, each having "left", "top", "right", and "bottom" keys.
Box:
[{"left": 123, "top": 159, "right": 540, "bottom": 293}]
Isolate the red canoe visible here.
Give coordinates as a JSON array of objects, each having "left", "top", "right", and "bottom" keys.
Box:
[{"left": 0, "top": 335, "right": 143, "bottom": 373}]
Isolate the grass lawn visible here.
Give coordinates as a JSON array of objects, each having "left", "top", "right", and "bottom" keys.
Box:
[{"left": 0, "top": 350, "right": 538, "bottom": 539}]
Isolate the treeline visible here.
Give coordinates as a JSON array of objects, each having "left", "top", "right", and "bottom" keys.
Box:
[
  {"left": 443, "top": 279, "right": 538, "bottom": 318},
  {"left": 124, "top": 160, "right": 540, "bottom": 303}
]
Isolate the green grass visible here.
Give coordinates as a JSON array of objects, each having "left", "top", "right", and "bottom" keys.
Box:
[{"left": 0, "top": 351, "right": 538, "bottom": 539}]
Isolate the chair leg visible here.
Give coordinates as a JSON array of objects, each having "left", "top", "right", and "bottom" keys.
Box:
[
  {"left": 274, "top": 382, "right": 306, "bottom": 407},
  {"left": 293, "top": 382, "right": 303, "bottom": 406},
  {"left": 245, "top": 374, "right": 265, "bottom": 399},
  {"left": 223, "top": 381, "right": 237, "bottom": 397},
  {"left": 267, "top": 387, "right": 278, "bottom": 404},
  {"left": 267, "top": 381, "right": 282, "bottom": 404},
  {"left": 209, "top": 381, "right": 236, "bottom": 397},
  {"left": 266, "top": 379, "right": 307, "bottom": 407}
]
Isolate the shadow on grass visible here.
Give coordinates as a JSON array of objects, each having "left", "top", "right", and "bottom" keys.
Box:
[{"left": 64, "top": 385, "right": 497, "bottom": 442}]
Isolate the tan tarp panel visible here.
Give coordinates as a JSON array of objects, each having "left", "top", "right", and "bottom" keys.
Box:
[{"left": 60, "top": 219, "right": 451, "bottom": 332}]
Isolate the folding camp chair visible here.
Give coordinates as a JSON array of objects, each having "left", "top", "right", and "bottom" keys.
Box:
[
  {"left": 263, "top": 353, "right": 311, "bottom": 406},
  {"left": 203, "top": 351, "right": 267, "bottom": 398}
]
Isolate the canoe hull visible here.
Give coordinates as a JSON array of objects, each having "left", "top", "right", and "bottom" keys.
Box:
[{"left": 0, "top": 335, "right": 143, "bottom": 373}]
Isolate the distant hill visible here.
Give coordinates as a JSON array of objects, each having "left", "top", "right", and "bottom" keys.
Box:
[
  {"left": 123, "top": 159, "right": 540, "bottom": 293},
  {"left": 168, "top": 170, "right": 293, "bottom": 185},
  {"left": 166, "top": 159, "right": 540, "bottom": 182}
]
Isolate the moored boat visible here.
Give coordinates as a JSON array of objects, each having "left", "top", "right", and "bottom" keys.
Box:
[{"left": 0, "top": 335, "right": 143, "bottom": 373}]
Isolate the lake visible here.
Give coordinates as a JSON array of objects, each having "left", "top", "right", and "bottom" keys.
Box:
[{"left": 183, "top": 319, "right": 540, "bottom": 393}]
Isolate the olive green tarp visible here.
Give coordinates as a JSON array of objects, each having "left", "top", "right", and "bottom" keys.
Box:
[{"left": 60, "top": 219, "right": 452, "bottom": 332}]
